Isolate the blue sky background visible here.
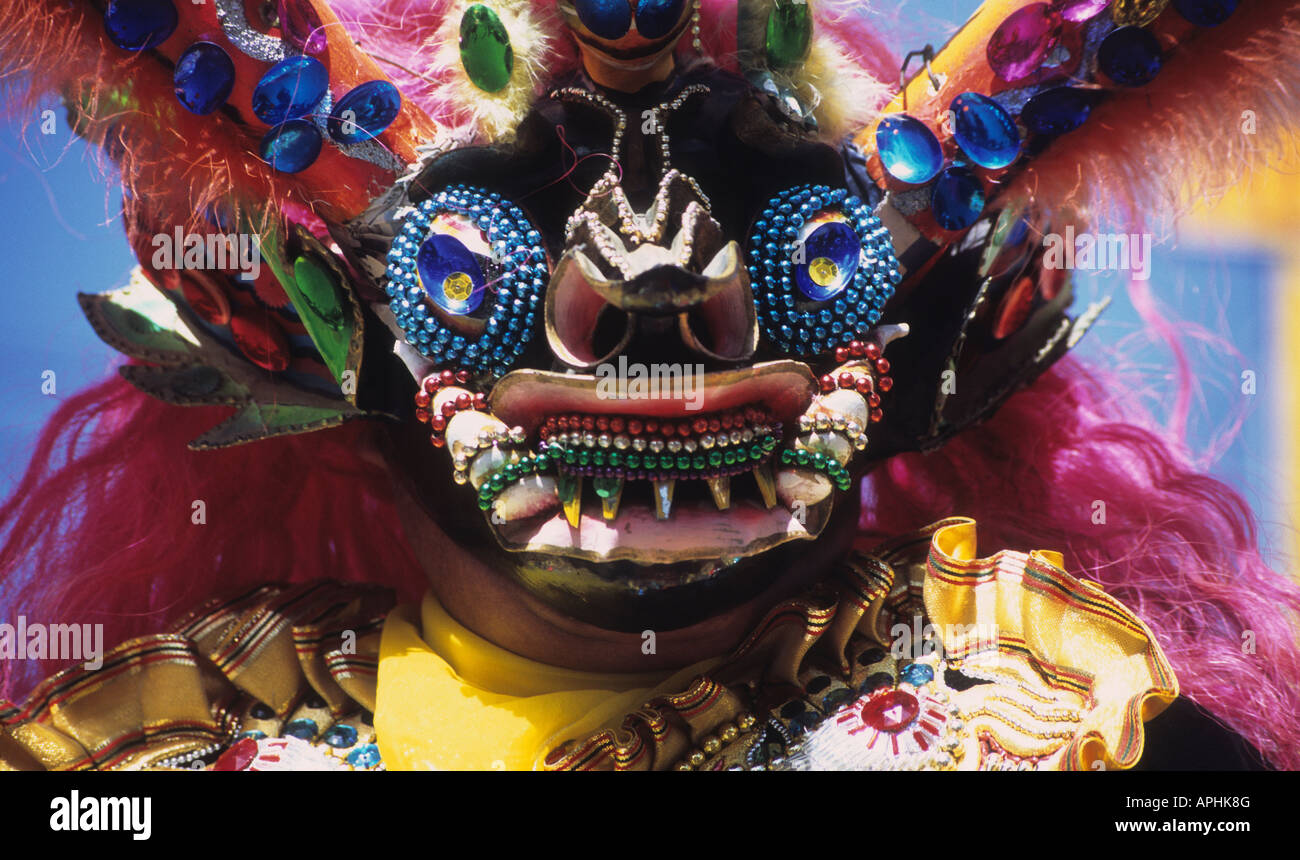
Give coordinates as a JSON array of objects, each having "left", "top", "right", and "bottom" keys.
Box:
[{"left": 0, "top": 0, "right": 1288, "bottom": 561}]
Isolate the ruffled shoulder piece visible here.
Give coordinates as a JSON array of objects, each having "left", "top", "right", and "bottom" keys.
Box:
[
  {"left": 0, "top": 581, "right": 393, "bottom": 771},
  {"left": 543, "top": 517, "right": 1178, "bottom": 770}
]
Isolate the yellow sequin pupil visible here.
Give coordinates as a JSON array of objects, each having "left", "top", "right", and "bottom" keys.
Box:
[
  {"left": 442, "top": 272, "right": 474, "bottom": 302},
  {"left": 808, "top": 257, "right": 839, "bottom": 287}
]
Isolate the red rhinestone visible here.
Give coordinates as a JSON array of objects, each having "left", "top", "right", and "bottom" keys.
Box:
[
  {"left": 627, "top": 419, "right": 643, "bottom": 435},
  {"left": 556, "top": 417, "right": 569, "bottom": 430},
  {"left": 455, "top": 370, "right": 470, "bottom": 384},
  {"left": 644, "top": 420, "right": 659, "bottom": 434},
  {"left": 720, "top": 414, "right": 734, "bottom": 430},
  {"left": 596, "top": 417, "right": 609, "bottom": 432},
  {"left": 610, "top": 418, "right": 625, "bottom": 433},
  {"left": 868, "top": 392, "right": 881, "bottom": 408},
  {"left": 415, "top": 408, "right": 430, "bottom": 424},
  {"left": 539, "top": 426, "right": 550, "bottom": 440},
  {"left": 212, "top": 737, "right": 260, "bottom": 772},
  {"left": 455, "top": 394, "right": 471, "bottom": 410},
  {"left": 693, "top": 418, "right": 708, "bottom": 434},
  {"left": 230, "top": 310, "right": 290, "bottom": 372},
  {"left": 660, "top": 422, "right": 675, "bottom": 437},
  {"left": 875, "top": 358, "right": 891, "bottom": 374},
  {"left": 838, "top": 372, "right": 855, "bottom": 389},
  {"left": 835, "top": 346, "right": 850, "bottom": 363},
  {"left": 441, "top": 402, "right": 458, "bottom": 418},
  {"left": 430, "top": 415, "right": 447, "bottom": 432},
  {"left": 431, "top": 435, "right": 446, "bottom": 448},
  {"left": 581, "top": 417, "right": 595, "bottom": 431},
  {"left": 855, "top": 377, "right": 872, "bottom": 394},
  {"left": 708, "top": 418, "right": 721, "bottom": 433},
  {"left": 474, "top": 393, "right": 488, "bottom": 409},
  {"left": 414, "top": 391, "right": 431, "bottom": 408},
  {"left": 677, "top": 422, "right": 692, "bottom": 438},
  {"left": 819, "top": 374, "right": 835, "bottom": 393},
  {"left": 423, "top": 377, "right": 439, "bottom": 394},
  {"left": 440, "top": 369, "right": 456, "bottom": 386},
  {"left": 878, "top": 376, "right": 894, "bottom": 392},
  {"left": 849, "top": 340, "right": 865, "bottom": 358},
  {"left": 860, "top": 690, "right": 919, "bottom": 733},
  {"left": 870, "top": 408, "right": 884, "bottom": 423},
  {"left": 864, "top": 342, "right": 881, "bottom": 360}
]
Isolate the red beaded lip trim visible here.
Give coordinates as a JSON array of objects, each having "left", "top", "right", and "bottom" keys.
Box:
[{"left": 413, "top": 369, "right": 488, "bottom": 446}]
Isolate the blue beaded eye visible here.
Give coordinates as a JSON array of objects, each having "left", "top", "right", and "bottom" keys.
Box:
[
  {"left": 575, "top": 0, "right": 632, "bottom": 39},
  {"left": 746, "top": 185, "right": 900, "bottom": 356},
  {"left": 385, "top": 186, "right": 548, "bottom": 377}
]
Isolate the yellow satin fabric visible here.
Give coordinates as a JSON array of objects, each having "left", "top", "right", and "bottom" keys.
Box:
[{"left": 375, "top": 592, "right": 720, "bottom": 770}]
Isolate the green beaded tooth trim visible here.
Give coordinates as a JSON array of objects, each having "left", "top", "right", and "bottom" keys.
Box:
[
  {"left": 778, "top": 447, "right": 852, "bottom": 492},
  {"left": 476, "top": 451, "right": 556, "bottom": 511}
]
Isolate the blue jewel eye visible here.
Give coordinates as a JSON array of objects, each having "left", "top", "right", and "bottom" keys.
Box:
[
  {"left": 385, "top": 186, "right": 549, "bottom": 377},
  {"left": 575, "top": 0, "right": 632, "bottom": 39},
  {"left": 635, "top": 0, "right": 685, "bottom": 39},
  {"left": 796, "top": 218, "right": 859, "bottom": 302},
  {"left": 417, "top": 234, "right": 486, "bottom": 316},
  {"left": 746, "top": 185, "right": 900, "bottom": 356}
]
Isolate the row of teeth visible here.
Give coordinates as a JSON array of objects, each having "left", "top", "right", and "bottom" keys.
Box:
[
  {"left": 540, "top": 425, "right": 776, "bottom": 454},
  {"left": 430, "top": 338, "right": 902, "bottom": 528},
  {"left": 434, "top": 395, "right": 869, "bottom": 529}
]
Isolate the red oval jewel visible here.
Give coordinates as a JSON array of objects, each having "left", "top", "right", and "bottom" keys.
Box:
[
  {"left": 230, "top": 310, "right": 290, "bottom": 371},
  {"left": 180, "top": 272, "right": 232, "bottom": 325},
  {"left": 987, "top": 3, "right": 1062, "bottom": 83},
  {"left": 860, "top": 690, "right": 920, "bottom": 733}
]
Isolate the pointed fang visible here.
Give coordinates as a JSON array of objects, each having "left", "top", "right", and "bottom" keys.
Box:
[
  {"left": 558, "top": 472, "right": 583, "bottom": 529},
  {"left": 706, "top": 476, "right": 731, "bottom": 510},
  {"left": 752, "top": 463, "right": 777, "bottom": 509},
  {"left": 593, "top": 476, "right": 624, "bottom": 521},
  {"left": 652, "top": 478, "right": 676, "bottom": 521}
]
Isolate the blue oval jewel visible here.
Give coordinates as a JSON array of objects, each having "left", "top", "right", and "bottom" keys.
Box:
[
  {"left": 1098, "top": 26, "right": 1163, "bottom": 87},
  {"left": 1021, "top": 86, "right": 1093, "bottom": 135},
  {"left": 259, "top": 120, "right": 323, "bottom": 173},
  {"left": 417, "top": 234, "right": 487, "bottom": 315},
  {"left": 1172, "top": 0, "right": 1238, "bottom": 26},
  {"left": 322, "top": 724, "right": 359, "bottom": 748},
  {"left": 950, "top": 92, "right": 1020, "bottom": 170},
  {"left": 796, "top": 220, "right": 859, "bottom": 302},
  {"left": 174, "top": 42, "right": 236, "bottom": 115},
  {"left": 104, "top": 0, "right": 178, "bottom": 51},
  {"left": 284, "top": 718, "right": 319, "bottom": 740},
  {"left": 931, "top": 166, "right": 986, "bottom": 231},
  {"left": 346, "top": 743, "right": 383, "bottom": 768},
  {"left": 899, "top": 663, "right": 935, "bottom": 686},
  {"left": 328, "top": 80, "right": 402, "bottom": 144},
  {"left": 252, "top": 55, "right": 329, "bottom": 125},
  {"left": 575, "top": 0, "right": 631, "bottom": 39},
  {"left": 875, "top": 115, "right": 943, "bottom": 185},
  {"left": 635, "top": 0, "right": 686, "bottom": 39}
]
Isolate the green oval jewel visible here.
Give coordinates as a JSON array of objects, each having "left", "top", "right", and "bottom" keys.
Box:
[
  {"left": 460, "top": 5, "right": 513, "bottom": 93},
  {"left": 293, "top": 254, "right": 346, "bottom": 331},
  {"left": 765, "top": 1, "right": 812, "bottom": 70},
  {"left": 626, "top": 454, "right": 641, "bottom": 469}
]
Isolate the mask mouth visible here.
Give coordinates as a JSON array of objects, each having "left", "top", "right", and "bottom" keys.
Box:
[{"left": 479, "top": 360, "right": 842, "bottom": 563}]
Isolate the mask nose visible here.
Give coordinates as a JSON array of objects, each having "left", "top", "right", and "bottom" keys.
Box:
[{"left": 545, "top": 173, "right": 757, "bottom": 370}]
